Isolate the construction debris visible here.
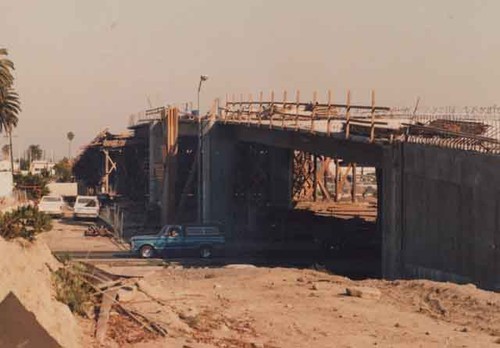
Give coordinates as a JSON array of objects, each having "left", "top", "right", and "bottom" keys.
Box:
[
  {"left": 345, "top": 286, "right": 382, "bottom": 300},
  {"left": 62, "top": 261, "right": 168, "bottom": 345},
  {"left": 95, "top": 290, "right": 118, "bottom": 344},
  {"left": 84, "top": 225, "right": 113, "bottom": 237},
  {"left": 416, "top": 119, "right": 489, "bottom": 137}
]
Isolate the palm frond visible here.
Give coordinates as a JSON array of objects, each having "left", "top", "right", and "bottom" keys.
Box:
[{"left": 0, "top": 87, "right": 21, "bottom": 133}]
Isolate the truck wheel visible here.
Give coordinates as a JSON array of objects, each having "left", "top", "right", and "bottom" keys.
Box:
[
  {"left": 199, "top": 246, "right": 212, "bottom": 259},
  {"left": 140, "top": 245, "right": 154, "bottom": 259}
]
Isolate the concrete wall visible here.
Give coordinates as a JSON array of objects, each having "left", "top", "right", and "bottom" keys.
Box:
[
  {"left": 381, "top": 143, "right": 500, "bottom": 290},
  {"left": 0, "top": 171, "right": 13, "bottom": 198}
]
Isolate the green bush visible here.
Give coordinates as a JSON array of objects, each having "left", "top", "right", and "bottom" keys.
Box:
[
  {"left": 13, "top": 173, "right": 50, "bottom": 200},
  {"left": 0, "top": 205, "right": 52, "bottom": 241},
  {"left": 53, "top": 262, "right": 94, "bottom": 316}
]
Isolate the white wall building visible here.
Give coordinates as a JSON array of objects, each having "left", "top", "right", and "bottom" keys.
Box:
[
  {"left": 0, "top": 160, "right": 13, "bottom": 197},
  {"left": 29, "top": 160, "right": 55, "bottom": 175}
]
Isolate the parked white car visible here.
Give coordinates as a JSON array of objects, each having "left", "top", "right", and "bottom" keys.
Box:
[
  {"left": 73, "top": 196, "right": 100, "bottom": 220},
  {"left": 38, "top": 195, "right": 65, "bottom": 217}
]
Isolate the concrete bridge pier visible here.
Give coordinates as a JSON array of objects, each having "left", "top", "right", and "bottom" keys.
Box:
[
  {"left": 202, "top": 124, "right": 293, "bottom": 238},
  {"left": 379, "top": 144, "right": 403, "bottom": 280}
]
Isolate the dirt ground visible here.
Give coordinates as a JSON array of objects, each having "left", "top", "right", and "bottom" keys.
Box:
[
  {"left": 34, "top": 214, "right": 500, "bottom": 347},
  {"left": 80, "top": 265, "right": 500, "bottom": 348},
  {"left": 39, "top": 217, "right": 124, "bottom": 252}
]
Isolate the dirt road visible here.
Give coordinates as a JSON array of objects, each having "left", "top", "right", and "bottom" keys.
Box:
[
  {"left": 82, "top": 265, "right": 500, "bottom": 348},
  {"left": 39, "top": 218, "right": 125, "bottom": 253}
]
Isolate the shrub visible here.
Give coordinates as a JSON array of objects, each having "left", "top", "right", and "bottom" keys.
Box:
[
  {"left": 13, "top": 173, "right": 50, "bottom": 200},
  {"left": 53, "top": 262, "right": 94, "bottom": 316},
  {"left": 0, "top": 205, "right": 52, "bottom": 241}
]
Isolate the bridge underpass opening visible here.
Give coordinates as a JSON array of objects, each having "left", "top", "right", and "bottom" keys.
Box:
[{"left": 210, "top": 140, "right": 381, "bottom": 279}]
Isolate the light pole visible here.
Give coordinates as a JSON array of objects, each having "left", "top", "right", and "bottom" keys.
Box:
[{"left": 197, "top": 75, "right": 208, "bottom": 223}]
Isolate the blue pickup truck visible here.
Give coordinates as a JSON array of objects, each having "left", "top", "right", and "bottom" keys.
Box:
[{"left": 129, "top": 224, "right": 225, "bottom": 259}]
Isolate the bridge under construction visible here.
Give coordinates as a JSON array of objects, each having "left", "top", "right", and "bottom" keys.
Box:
[{"left": 74, "top": 90, "right": 500, "bottom": 290}]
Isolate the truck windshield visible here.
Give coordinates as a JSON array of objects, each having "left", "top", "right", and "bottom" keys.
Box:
[{"left": 77, "top": 198, "right": 97, "bottom": 206}]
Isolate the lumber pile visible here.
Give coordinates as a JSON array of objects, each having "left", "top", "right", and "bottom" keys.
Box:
[
  {"left": 69, "top": 262, "right": 167, "bottom": 345},
  {"left": 343, "top": 118, "right": 406, "bottom": 138},
  {"left": 410, "top": 119, "right": 489, "bottom": 137}
]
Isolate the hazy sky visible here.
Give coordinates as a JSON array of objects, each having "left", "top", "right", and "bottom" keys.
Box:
[{"left": 1, "top": 0, "right": 499, "bottom": 158}]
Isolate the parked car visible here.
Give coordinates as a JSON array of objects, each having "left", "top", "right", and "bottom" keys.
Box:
[
  {"left": 38, "top": 195, "right": 65, "bottom": 217},
  {"left": 130, "top": 224, "right": 225, "bottom": 259},
  {"left": 73, "top": 196, "right": 100, "bottom": 220}
]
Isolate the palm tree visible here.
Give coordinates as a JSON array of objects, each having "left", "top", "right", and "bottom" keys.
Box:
[
  {"left": 28, "top": 145, "right": 42, "bottom": 161},
  {"left": 0, "top": 88, "right": 20, "bottom": 132},
  {"left": 67, "top": 131, "right": 75, "bottom": 159},
  {"left": 0, "top": 48, "right": 19, "bottom": 176},
  {"left": 0, "top": 48, "right": 14, "bottom": 88}
]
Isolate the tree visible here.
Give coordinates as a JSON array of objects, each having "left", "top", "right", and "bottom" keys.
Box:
[
  {"left": 54, "top": 157, "right": 73, "bottom": 182},
  {"left": 13, "top": 173, "right": 50, "bottom": 200},
  {"left": 28, "top": 144, "right": 42, "bottom": 161},
  {"left": 0, "top": 48, "right": 20, "bottom": 176},
  {"left": 0, "top": 48, "right": 19, "bottom": 131},
  {"left": 67, "top": 131, "right": 75, "bottom": 159},
  {"left": 0, "top": 88, "right": 20, "bottom": 132},
  {"left": 0, "top": 48, "right": 14, "bottom": 87}
]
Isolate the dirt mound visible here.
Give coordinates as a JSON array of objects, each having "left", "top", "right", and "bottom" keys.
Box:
[
  {"left": 365, "top": 279, "right": 500, "bottom": 336},
  {"left": 0, "top": 237, "right": 82, "bottom": 347}
]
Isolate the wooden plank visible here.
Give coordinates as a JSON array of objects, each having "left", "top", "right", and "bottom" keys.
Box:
[
  {"left": 370, "top": 90, "right": 376, "bottom": 142},
  {"left": 96, "top": 289, "right": 118, "bottom": 344},
  {"left": 345, "top": 90, "right": 351, "bottom": 139}
]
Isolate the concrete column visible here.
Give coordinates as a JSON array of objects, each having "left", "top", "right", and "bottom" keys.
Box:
[
  {"left": 148, "top": 122, "right": 164, "bottom": 206},
  {"left": 268, "top": 147, "right": 293, "bottom": 209},
  {"left": 202, "top": 124, "right": 237, "bottom": 233},
  {"left": 380, "top": 143, "right": 404, "bottom": 279}
]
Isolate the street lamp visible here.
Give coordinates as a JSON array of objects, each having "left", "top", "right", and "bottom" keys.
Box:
[{"left": 197, "top": 75, "right": 208, "bottom": 223}]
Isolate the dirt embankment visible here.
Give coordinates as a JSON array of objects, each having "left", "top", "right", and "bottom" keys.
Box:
[
  {"left": 99, "top": 266, "right": 500, "bottom": 348},
  {"left": 0, "top": 237, "right": 82, "bottom": 347}
]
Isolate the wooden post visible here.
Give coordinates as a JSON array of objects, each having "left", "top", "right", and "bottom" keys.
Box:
[
  {"left": 248, "top": 93, "right": 253, "bottom": 126},
  {"left": 295, "top": 90, "right": 300, "bottom": 130},
  {"left": 351, "top": 163, "right": 357, "bottom": 203},
  {"left": 310, "top": 91, "right": 317, "bottom": 133},
  {"left": 312, "top": 155, "right": 318, "bottom": 202},
  {"left": 103, "top": 149, "right": 109, "bottom": 193},
  {"left": 282, "top": 90, "right": 287, "bottom": 128},
  {"left": 231, "top": 94, "right": 235, "bottom": 120},
  {"left": 238, "top": 93, "right": 243, "bottom": 121},
  {"left": 334, "top": 159, "right": 340, "bottom": 202},
  {"left": 211, "top": 99, "right": 217, "bottom": 121},
  {"left": 327, "top": 90, "right": 332, "bottom": 136},
  {"left": 370, "top": 90, "right": 375, "bottom": 142},
  {"left": 258, "top": 91, "right": 263, "bottom": 126},
  {"left": 215, "top": 98, "right": 220, "bottom": 120},
  {"left": 163, "top": 107, "right": 179, "bottom": 224},
  {"left": 224, "top": 94, "right": 228, "bottom": 122},
  {"left": 345, "top": 90, "right": 351, "bottom": 139},
  {"left": 269, "top": 90, "right": 275, "bottom": 129}
]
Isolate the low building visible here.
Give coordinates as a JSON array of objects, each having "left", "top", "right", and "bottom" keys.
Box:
[{"left": 29, "top": 160, "right": 55, "bottom": 176}]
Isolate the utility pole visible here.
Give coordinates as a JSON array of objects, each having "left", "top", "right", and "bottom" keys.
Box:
[{"left": 197, "top": 75, "right": 208, "bottom": 223}]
